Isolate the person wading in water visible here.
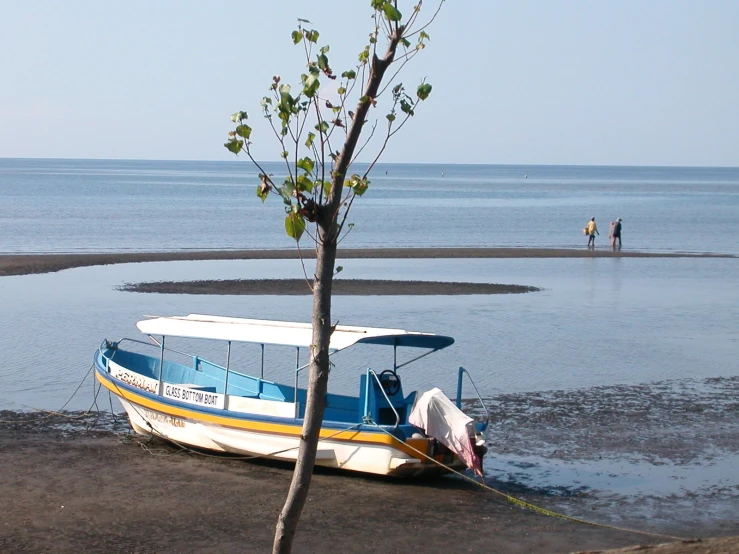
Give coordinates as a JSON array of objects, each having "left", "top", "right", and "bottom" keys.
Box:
[
  {"left": 585, "top": 217, "right": 599, "bottom": 248},
  {"left": 610, "top": 218, "right": 622, "bottom": 249}
]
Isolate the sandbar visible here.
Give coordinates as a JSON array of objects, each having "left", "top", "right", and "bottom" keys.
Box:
[{"left": 0, "top": 247, "right": 731, "bottom": 277}]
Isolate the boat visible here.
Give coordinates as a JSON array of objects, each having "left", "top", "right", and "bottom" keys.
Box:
[{"left": 94, "top": 314, "right": 489, "bottom": 477}]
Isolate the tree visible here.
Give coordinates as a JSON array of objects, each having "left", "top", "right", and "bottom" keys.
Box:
[{"left": 225, "top": 2, "right": 443, "bottom": 552}]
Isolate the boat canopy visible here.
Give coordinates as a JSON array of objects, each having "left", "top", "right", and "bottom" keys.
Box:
[{"left": 136, "top": 314, "right": 454, "bottom": 352}]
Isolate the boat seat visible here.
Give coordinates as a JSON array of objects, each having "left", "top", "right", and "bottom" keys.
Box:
[{"left": 359, "top": 373, "right": 411, "bottom": 425}]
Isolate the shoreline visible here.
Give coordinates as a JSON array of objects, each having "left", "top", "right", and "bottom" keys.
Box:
[{"left": 0, "top": 247, "right": 733, "bottom": 277}]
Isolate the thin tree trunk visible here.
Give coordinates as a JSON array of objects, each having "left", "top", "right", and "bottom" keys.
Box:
[
  {"left": 272, "top": 238, "right": 336, "bottom": 554},
  {"left": 272, "top": 28, "right": 402, "bottom": 554}
]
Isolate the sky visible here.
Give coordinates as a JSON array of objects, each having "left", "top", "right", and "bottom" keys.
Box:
[{"left": 1, "top": 0, "right": 737, "bottom": 167}]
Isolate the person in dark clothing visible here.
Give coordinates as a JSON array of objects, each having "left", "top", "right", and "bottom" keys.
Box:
[{"left": 611, "top": 218, "right": 622, "bottom": 249}]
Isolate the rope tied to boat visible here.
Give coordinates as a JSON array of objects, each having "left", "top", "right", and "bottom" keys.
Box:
[
  {"left": 369, "top": 422, "right": 692, "bottom": 544},
  {"left": 0, "top": 362, "right": 105, "bottom": 424}
]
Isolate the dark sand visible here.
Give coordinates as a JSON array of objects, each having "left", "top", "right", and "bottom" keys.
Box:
[
  {"left": 118, "top": 279, "right": 540, "bottom": 295},
  {"left": 0, "top": 247, "right": 732, "bottom": 277},
  {"left": 0, "top": 403, "right": 736, "bottom": 554}
]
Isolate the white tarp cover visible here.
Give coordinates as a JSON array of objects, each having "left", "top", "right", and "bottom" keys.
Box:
[{"left": 409, "top": 387, "right": 482, "bottom": 476}]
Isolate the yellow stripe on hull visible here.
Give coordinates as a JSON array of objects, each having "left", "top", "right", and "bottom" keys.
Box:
[{"left": 96, "top": 369, "right": 431, "bottom": 463}]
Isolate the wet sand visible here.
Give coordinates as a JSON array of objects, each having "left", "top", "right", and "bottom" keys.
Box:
[
  {"left": 1, "top": 388, "right": 737, "bottom": 554},
  {"left": 118, "top": 279, "right": 540, "bottom": 295},
  {"left": 0, "top": 247, "right": 732, "bottom": 277}
]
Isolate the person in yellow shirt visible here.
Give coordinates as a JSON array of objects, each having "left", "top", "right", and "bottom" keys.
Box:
[{"left": 586, "top": 217, "right": 599, "bottom": 247}]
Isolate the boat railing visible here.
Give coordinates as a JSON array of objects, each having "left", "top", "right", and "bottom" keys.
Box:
[
  {"left": 456, "top": 366, "right": 490, "bottom": 426},
  {"left": 98, "top": 337, "right": 233, "bottom": 386},
  {"left": 98, "top": 337, "right": 160, "bottom": 369},
  {"left": 293, "top": 358, "right": 311, "bottom": 418},
  {"left": 364, "top": 369, "right": 400, "bottom": 429}
]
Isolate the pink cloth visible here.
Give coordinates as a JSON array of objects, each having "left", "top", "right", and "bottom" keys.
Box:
[{"left": 409, "top": 387, "right": 482, "bottom": 476}]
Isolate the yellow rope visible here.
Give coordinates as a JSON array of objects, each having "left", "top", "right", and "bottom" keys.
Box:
[{"left": 373, "top": 424, "right": 691, "bottom": 543}]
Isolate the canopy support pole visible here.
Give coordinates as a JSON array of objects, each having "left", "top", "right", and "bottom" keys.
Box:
[{"left": 157, "top": 336, "right": 165, "bottom": 395}]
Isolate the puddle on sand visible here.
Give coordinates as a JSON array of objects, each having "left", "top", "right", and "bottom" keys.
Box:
[{"left": 472, "top": 376, "right": 739, "bottom": 534}]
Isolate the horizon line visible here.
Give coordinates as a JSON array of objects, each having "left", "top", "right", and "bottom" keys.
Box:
[{"left": 1, "top": 156, "right": 738, "bottom": 170}]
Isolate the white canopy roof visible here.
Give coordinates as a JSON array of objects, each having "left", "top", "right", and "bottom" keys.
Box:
[{"left": 136, "top": 314, "right": 454, "bottom": 352}]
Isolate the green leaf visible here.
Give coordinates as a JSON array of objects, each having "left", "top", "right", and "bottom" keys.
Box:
[
  {"left": 383, "top": 3, "right": 402, "bottom": 21},
  {"left": 320, "top": 45, "right": 330, "bottom": 54},
  {"left": 279, "top": 83, "right": 292, "bottom": 104},
  {"left": 370, "top": 0, "right": 384, "bottom": 9},
  {"left": 317, "top": 53, "right": 329, "bottom": 71},
  {"left": 400, "top": 37, "right": 410, "bottom": 48},
  {"left": 291, "top": 30, "right": 302, "bottom": 44},
  {"left": 306, "top": 29, "right": 319, "bottom": 43},
  {"left": 303, "top": 73, "right": 319, "bottom": 98},
  {"left": 296, "top": 174, "right": 313, "bottom": 192},
  {"left": 322, "top": 180, "right": 332, "bottom": 196},
  {"left": 305, "top": 132, "right": 316, "bottom": 149},
  {"left": 337, "top": 86, "right": 346, "bottom": 95},
  {"left": 224, "top": 138, "right": 243, "bottom": 155},
  {"left": 256, "top": 185, "right": 268, "bottom": 202},
  {"left": 315, "top": 120, "right": 329, "bottom": 133},
  {"left": 386, "top": 113, "right": 396, "bottom": 122},
  {"left": 285, "top": 212, "right": 306, "bottom": 241},
  {"left": 417, "top": 82, "right": 433, "bottom": 100},
  {"left": 346, "top": 174, "right": 369, "bottom": 196},
  {"left": 283, "top": 176, "right": 296, "bottom": 197},
  {"left": 297, "top": 18, "right": 311, "bottom": 24},
  {"left": 235, "top": 124, "right": 252, "bottom": 139},
  {"left": 256, "top": 174, "right": 271, "bottom": 202},
  {"left": 336, "top": 266, "right": 343, "bottom": 274},
  {"left": 297, "top": 157, "right": 315, "bottom": 174},
  {"left": 280, "top": 150, "right": 289, "bottom": 159},
  {"left": 230, "top": 111, "right": 248, "bottom": 123},
  {"left": 341, "top": 69, "right": 357, "bottom": 80},
  {"left": 358, "top": 47, "right": 370, "bottom": 63}
]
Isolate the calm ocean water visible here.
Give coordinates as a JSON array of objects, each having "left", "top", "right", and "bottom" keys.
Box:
[
  {"left": 2, "top": 158, "right": 738, "bottom": 523},
  {"left": 1, "top": 157, "right": 738, "bottom": 410},
  {"left": 1, "top": 157, "right": 737, "bottom": 403},
  {"left": 1, "top": 158, "right": 738, "bottom": 255}
]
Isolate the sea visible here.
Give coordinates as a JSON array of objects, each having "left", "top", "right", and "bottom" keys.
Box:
[{"left": 1, "top": 158, "right": 738, "bottom": 531}]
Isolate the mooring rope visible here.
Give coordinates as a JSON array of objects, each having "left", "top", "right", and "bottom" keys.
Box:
[
  {"left": 368, "top": 421, "right": 691, "bottom": 543},
  {"left": 0, "top": 362, "right": 102, "bottom": 423}
]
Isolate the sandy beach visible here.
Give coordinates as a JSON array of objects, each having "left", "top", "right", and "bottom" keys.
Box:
[{"left": 0, "top": 404, "right": 736, "bottom": 554}]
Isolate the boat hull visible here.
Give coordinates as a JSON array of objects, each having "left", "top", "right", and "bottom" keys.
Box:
[{"left": 96, "top": 367, "right": 459, "bottom": 477}]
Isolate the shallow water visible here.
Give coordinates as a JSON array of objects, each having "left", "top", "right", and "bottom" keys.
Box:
[
  {"left": 2, "top": 159, "right": 738, "bottom": 255},
  {"left": 1, "top": 158, "right": 738, "bottom": 532},
  {"left": 1, "top": 256, "right": 736, "bottom": 411},
  {"left": 483, "top": 376, "right": 739, "bottom": 533}
]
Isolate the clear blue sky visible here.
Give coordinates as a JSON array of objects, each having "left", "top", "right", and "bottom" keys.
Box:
[{"left": 1, "top": 1, "right": 737, "bottom": 166}]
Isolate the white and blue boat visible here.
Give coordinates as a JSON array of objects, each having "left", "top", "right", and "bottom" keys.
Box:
[{"left": 94, "top": 314, "right": 489, "bottom": 477}]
